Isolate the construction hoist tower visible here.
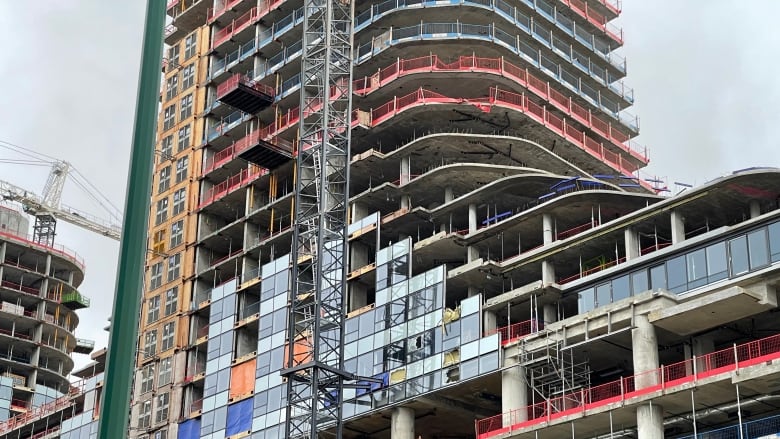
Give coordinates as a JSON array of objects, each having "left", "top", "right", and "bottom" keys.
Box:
[{"left": 282, "top": 0, "right": 356, "bottom": 435}]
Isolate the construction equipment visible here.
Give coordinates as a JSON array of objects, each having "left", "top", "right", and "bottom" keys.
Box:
[
  {"left": 281, "top": 0, "right": 358, "bottom": 435},
  {"left": 0, "top": 160, "right": 122, "bottom": 245}
]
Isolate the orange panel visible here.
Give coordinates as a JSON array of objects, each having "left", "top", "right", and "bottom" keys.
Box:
[
  {"left": 229, "top": 358, "right": 256, "bottom": 400},
  {"left": 284, "top": 336, "right": 312, "bottom": 368}
]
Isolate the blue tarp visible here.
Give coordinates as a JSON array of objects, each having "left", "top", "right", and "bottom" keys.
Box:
[
  {"left": 178, "top": 418, "right": 201, "bottom": 439},
  {"left": 226, "top": 398, "right": 253, "bottom": 436}
]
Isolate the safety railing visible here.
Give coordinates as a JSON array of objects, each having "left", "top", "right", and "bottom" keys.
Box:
[
  {"left": 213, "top": 7, "right": 259, "bottom": 48},
  {"left": 485, "top": 319, "right": 542, "bottom": 345},
  {"left": 354, "top": 0, "right": 625, "bottom": 72},
  {"left": 215, "top": 73, "right": 275, "bottom": 101},
  {"left": 207, "top": 0, "right": 243, "bottom": 23},
  {"left": 2, "top": 257, "right": 45, "bottom": 275},
  {"left": 557, "top": 0, "right": 623, "bottom": 44},
  {"left": 360, "top": 87, "right": 648, "bottom": 184},
  {"left": 557, "top": 255, "right": 626, "bottom": 284},
  {"left": 0, "top": 231, "right": 85, "bottom": 270},
  {"left": 0, "top": 279, "right": 39, "bottom": 296},
  {"left": 167, "top": 0, "right": 204, "bottom": 19},
  {"left": 355, "top": 22, "right": 633, "bottom": 107},
  {"left": 199, "top": 167, "right": 265, "bottom": 210},
  {"left": 353, "top": 54, "right": 642, "bottom": 150},
  {"left": 0, "top": 379, "right": 86, "bottom": 433},
  {"left": 476, "top": 332, "right": 780, "bottom": 438}
]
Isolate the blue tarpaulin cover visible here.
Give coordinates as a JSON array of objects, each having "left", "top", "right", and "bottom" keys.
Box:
[
  {"left": 226, "top": 398, "right": 253, "bottom": 436},
  {"left": 178, "top": 418, "right": 201, "bottom": 439}
]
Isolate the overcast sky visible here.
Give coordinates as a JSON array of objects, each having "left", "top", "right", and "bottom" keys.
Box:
[{"left": 0, "top": 1, "right": 778, "bottom": 371}]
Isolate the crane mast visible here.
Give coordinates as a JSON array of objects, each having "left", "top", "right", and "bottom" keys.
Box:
[{"left": 282, "top": 0, "right": 354, "bottom": 435}]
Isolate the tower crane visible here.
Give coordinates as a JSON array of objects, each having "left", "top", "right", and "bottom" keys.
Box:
[{"left": 0, "top": 160, "right": 122, "bottom": 245}]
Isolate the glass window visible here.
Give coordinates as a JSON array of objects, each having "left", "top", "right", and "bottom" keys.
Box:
[
  {"left": 461, "top": 358, "right": 479, "bottom": 380},
  {"left": 163, "top": 105, "right": 176, "bottom": 131},
  {"left": 686, "top": 248, "right": 707, "bottom": 288},
  {"left": 176, "top": 156, "right": 189, "bottom": 183},
  {"left": 144, "top": 330, "right": 157, "bottom": 358},
  {"left": 595, "top": 283, "right": 611, "bottom": 307},
  {"left": 160, "top": 135, "right": 173, "bottom": 160},
  {"left": 612, "top": 275, "right": 631, "bottom": 302},
  {"left": 578, "top": 287, "right": 594, "bottom": 313},
  {"left": 164, "top": 287, "right": 178, "bottom": 316},
  {"left": 173, "top": 188, "right": 186, "bottom": 215},
  {"left": 178, "top": 124, "right": 191, "bottom": 151},
  {"left": 167, "top": 253, "right": 181, "bottom": 282},
  {"left": 729, "top": 236, "right": 749, "bottom": 276},
  {"left": 390, "top": 255, "right": 408, "bottom": 285},
  {"left": 461, "top": 314, "right": 480, "bottom": 344},
  {"left": 649, "top": 264, "right": 666, "bottom": 291},
  {"left": 167, "top": 44, "right": 180, "bottom": 65},
  {"left": 161, "top": 322, "right": 175, "bottom": 351},
  {"left": 157, "top": 166, "right": 171, "bottom": 193},
  {"left": 140, "top": 364, "right": 155, "bottom": 393},
  {"left": 376, "top": 263, "right": 389, "bottom": 290},
  {"left": 705, "top": 241, "right": 728, "bottom": 281},
  {"left": 184, "top": 33, "right": 197, "bottom": 59},
  {"left": 158, "top": 357, "right": 172, "bottom": 386},
  {"left": 155, "top": 197, "right": 168, "bottom": 225},
  {"left": 155, "top": 392, "right": 170, "bottom": 423},
  {"left": 182, "top": 63, "right": 195, "bottom": 89},
  {"left": 170, "top": 220, "right": 184, "bottom": 248},
  {"left": 666, "top": 255, "right": 687, "bottom": 293},
  {"left": 748, "top": 229, "right": 769, "bottom": 269},
  {"left": 180, "top": 93, "right": 193, "bottom": 120},
  {"left": 149, "top": 262, "right": 163, "bottom": 290},
  {"left": 769, "top": 222, "right": 780, "bottom": 262},
  {"left": 165, "top": 75, "right": 178, "bottom": 101},
  {"left": 138, "top": 400, "right": 152, "bottom": 428},
  {"left": 147, "top": 295, "right": 160, "bottom": 324},
  {"left": 630, "top": 270, "right": 648, "bottom": 295}
]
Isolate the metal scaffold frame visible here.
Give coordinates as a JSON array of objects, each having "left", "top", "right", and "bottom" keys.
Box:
[{"left": 282, "top": 0, "right": 355, "bottom": 434}]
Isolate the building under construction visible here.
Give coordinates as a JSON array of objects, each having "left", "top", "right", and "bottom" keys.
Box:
[
  {"left": 0, "top": 205, "right": 98, "bottom": 438},
  {"left": 6, "top": 0, "right": 778, "bottom": 438}
]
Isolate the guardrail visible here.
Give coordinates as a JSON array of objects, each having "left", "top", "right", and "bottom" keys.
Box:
[
  {"left": 0, "top": 231, "right": 85, "bottom": 270},
  {"left": 476, "top": 332, "right": 780, "bottom": 437}
]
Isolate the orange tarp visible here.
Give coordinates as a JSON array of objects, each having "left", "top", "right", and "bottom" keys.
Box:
[
  {"left": 229, "top": 358, "right": 256, "bottom": 400},
  {"left": 284, "top": 337, "right": 313, "bottom": 368}
]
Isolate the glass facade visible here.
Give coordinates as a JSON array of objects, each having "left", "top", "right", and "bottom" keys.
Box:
[{"left": 578, "top": 218, "right": 780, "bottom": 313}]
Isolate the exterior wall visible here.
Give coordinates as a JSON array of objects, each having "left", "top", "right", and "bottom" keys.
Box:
[{"left": 131, "top": 20, "right": 211, "bottom": 439}]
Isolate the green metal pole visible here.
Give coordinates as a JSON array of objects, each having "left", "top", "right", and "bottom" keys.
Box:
[{"left": 98, "top": 1, "right": 164, "bottom": 438}]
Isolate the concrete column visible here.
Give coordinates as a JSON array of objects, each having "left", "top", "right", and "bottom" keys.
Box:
[
  {"left": 444, "top": 186, "right": 454, "bottom": 203},
  {"left": 467, "top": 286, "right": 478, "bottom": 297},
  {"left": 466, "top": 246, "right": 479, "bottom": 263},
  {"left": 633, "top": 314, "right": 664, "bottom": 438},
  {"left": 541, "top": 260, "right": 555, "bottom": 285},
  {"left": 399, "top": 156, "right": 411, "bottom": 185},
  {"left": 350, "top": 201, "right": 368, "bottom": 223},
  {"left": 750, "top": 200, "right": 761, "bottom": 218},
  {"left": 468, "top": 203, "right": 477, "bottom": 233},
  {"left": 632, "top": 314, "right": 659, "bottom": 385},
  {"left": 624, "top": 226, "right": 640, "bottom": 261},
  {"left": 636, "top": 403, "right": 664, "bottom": 439},
  {"left": 391, "top": 406, "right": 414, "bottom": 439},
  {"left": 543, "top": 303, "right": 557, "bottom": 326},
  {"left": 483, "top": 310, "right": 497, "bottom": 334},
  {"left": 502, "top": 355, "right": 528, "bottom": 426},
  {"left": 400, "top": 194, "right": 411, "bottom": 210},
  {"left": 670, "top": 210, "right": 685, "bottom": 244},
  {"left": 542, "top": 213, "right": 554, "bottom": 244}
]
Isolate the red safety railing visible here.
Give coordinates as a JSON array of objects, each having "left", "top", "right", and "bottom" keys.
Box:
[
  {"left": 207, "top": 0, "right": 243, "bottom": 22},
  {"left": 0, "top": 279, "right": 39, "bottom": 296},
  {"left": 556, "top": 220, "right": 599, "bottom": 240},
  {"left": 213, "top": 7, "right": 259, "bottom": 48},
  {"left": 0, "top": 231, "right": 84, "bottom": 270},
  {"left": 360, "top": 87, "right": 649, "bottom": 187},
  {"left": 485, "top": 319, "right": 542, "bottom": 345},
  {"left": 212, "top": 0, "right": 287, "bottom": 50},
  {"left": 0, "top": 379, "right": 86, "bottom": 433},
  {"left": 559, "top": 0, "right": 623, "bottom": 44},
  {"left": 191, "top": 398, "right": 204, "bottom": 413},
  {"left": 199, "top": 167, "right": 264, "bottom": 209},
  {"left": 352, "top": 55, "right": 646, "bottom": 163},
  {"left": 476, "top": 332, "right": 780, "bottom": 438},
  {"left": 3, "top": 257, "right": 43, "bottom": 275},
  {"left": 216, "top": 73, "right": 275, "bottom": 101}
]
